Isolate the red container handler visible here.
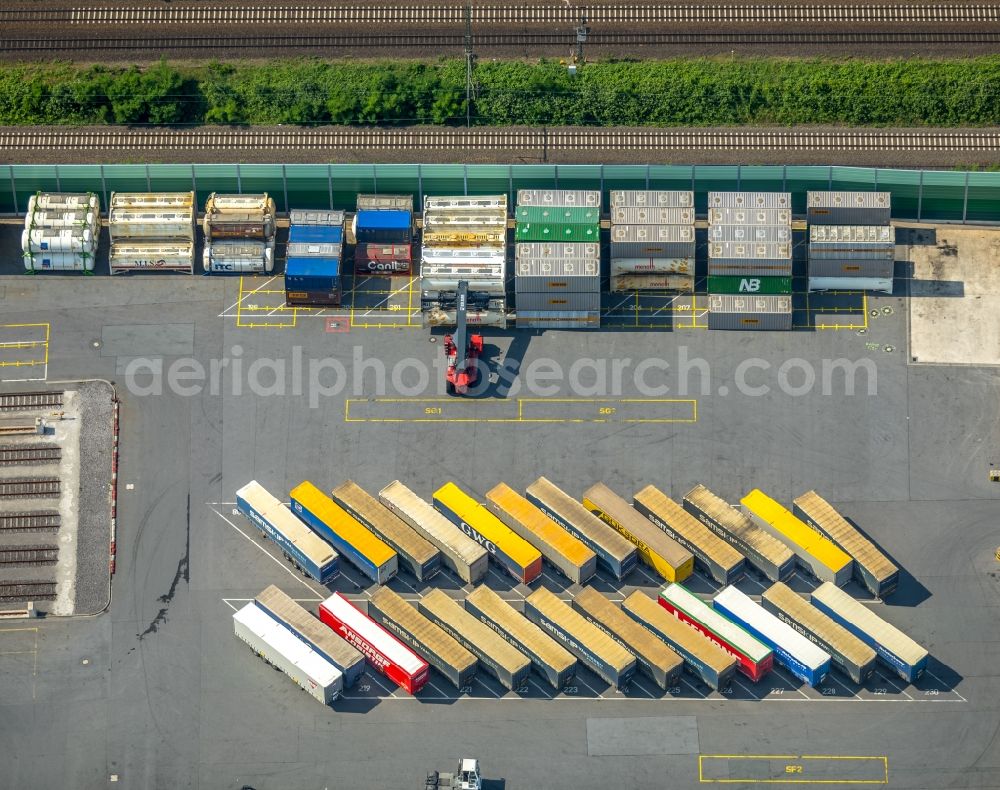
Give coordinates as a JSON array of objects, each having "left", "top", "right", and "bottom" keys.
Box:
[
  {"left": 355, "top": 244, "right": 413, "bottom": 275},
  {"left": 318, "top": 592, "right": 429, "bottom": 694}
]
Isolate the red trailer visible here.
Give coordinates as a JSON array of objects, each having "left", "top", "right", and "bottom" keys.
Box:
[
  {"left": 354, "top": 244, "right": 413, "bottom": 275},
  {"left": 318, "top": 592, "right": 429, "bottom": 694}
]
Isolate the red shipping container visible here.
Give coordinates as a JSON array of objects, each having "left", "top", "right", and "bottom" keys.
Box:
[
  {"left": 318, "top": 592, "right": 429, "bottom": 694},
  {"left": 355, "top": 244, "right": 413, "bottom": 275}
]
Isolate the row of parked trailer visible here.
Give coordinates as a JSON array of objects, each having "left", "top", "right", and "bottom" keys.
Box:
[{"left": 233, "top": 576, "right": 928, "bottom": 706}]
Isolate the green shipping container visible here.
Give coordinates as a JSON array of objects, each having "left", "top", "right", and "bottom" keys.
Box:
[
  {"left": 707, "top": 276, "right": 792, "bottom": 295},
  {"left": 516, "top": 206, "right": 600, "bottom": 224},
  {"left": 516, "top": 223, "right": 600, "bottom": 242}
]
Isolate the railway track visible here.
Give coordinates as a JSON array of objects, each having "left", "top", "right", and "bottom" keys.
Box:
[
  {"left": 5, "top": 31, "right": 1000, "bottom": 52},
  {"left": 0, "top": 478, "right": 61, "bottom": 499},
  {"left": 0, "top": 581, "right": 57, "bottom": 601},
  {"left": 0, "top": 446, "right": 61, "bottom": 466},
  {"left": 0, "top": 392, "right": 63, "bottom": 412},
  {"left": 3, "top": 128, "right": 999, "bottom": 153},
  {"left": 3, "top": 4, "right": 999, "bottom": 25},
  {"left": 0, "top": 546, "right": 59, "bottom": 567},
  {"left": 0, "top": 512, "right": 61, "bottom": 532}
]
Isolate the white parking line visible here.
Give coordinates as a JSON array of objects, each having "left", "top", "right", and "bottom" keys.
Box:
[{"left": 924, "top": 669, "right": 966, "bottom": 702}]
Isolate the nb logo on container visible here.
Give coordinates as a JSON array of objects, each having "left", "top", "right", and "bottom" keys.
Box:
[{"left": 739, "top": 278, "right": 762, "bottom": 292}]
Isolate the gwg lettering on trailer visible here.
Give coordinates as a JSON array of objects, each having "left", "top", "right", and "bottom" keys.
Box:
[{"left": 456, "top": 520, "right": 499, "bottom": 555}]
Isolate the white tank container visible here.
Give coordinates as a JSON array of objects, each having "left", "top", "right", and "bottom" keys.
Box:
[
  {"left": 110, "top": 191, "right": 195, "bottom": 210},
  {"left": 108, "top": 209, "right": 196, "bottom": 241},
  {"left": 25, "top": 210, "right": 98, "bottom": 230},
  {"left": 22, "top": 227, "right": 95, "bottom": 254},
  {"left": 23, "top": 251, "right": 94, "bottom": 272},
  {"left": 203, "top": 240, "right": 275, "bottom": 274},
  {"left": 27, "top": 192, "right": 99, "bottom": 213},
  {"left": 109, "top": 242, "right": 195, "bottom": 274}
]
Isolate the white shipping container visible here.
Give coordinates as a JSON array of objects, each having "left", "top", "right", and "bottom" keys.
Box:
[
  {"left": 708, "top": 207, "right": 791, "bottom": 226},
  {"left": 420, "top": 279, "right": 506, "bottom": 296},
  {"left": 610, "top": 190, "right": 693, "bottom": 208},
  {"left": 289, "top": 209, "right": 345, "bottom": 227},
  {"left": 610, "top": 273, "right": 694, "bottom": 293},
  {"left": 110, "top": 242, "right": 195, "bottom": 274},
  {"left": 109, "top": 209, "right": 196, "bottom": 241},
  {"left": 709, "top": 192, "right": 791, "bottom": 209},
  {"left": 22, "top": 227, "right": 95, "bottom": 254},
  {"left": 517, "top": 189, "right": 600, "bottom": 208},
  {"left": 516, "top": 292, "right": 600, "bottom": 311},
  {"left": 287, "top": 242, "right": 343, "bottom": 259},
  {"left": 28, "top": 192, "right": 99, "bottom": 213},
  {"left": 808, "top": 277, "right": 893, "bottom": 294},
  {"left": 423, "top": 213, "right": 507, "bottom": 231},
  {"left": 515, "top": 310, "right": 600, "bottom": 329},
  {"left": 809, "top": 225, "right": 893, "bottom": 244},
  {"left": 709, "top": 225, "right": 791, "bottom": 244},
  {"left": 423, "top": 306, "right": 508, "bottom": 328},
  {"left": 419, "top": 261, "right": 505, "bottom": 281},
  {"left": 515, "top": 242, "right": 599, "bottom": 260},
  {"left": 709, "top": 242, "right": 791, "bottom": 260},
  {"left": 424, "top": 195, "right": 507, "bottom": 212},
  {"left": 610, "top": 257, "right": 693, "bottom": 275},
  {"left": 206, "top": 192, "right": 273, "bottom": 212},
  {"left": 611, "top": 224, "right": 694, "bottom": 243},
  {"left": 421, "top": 248, "right": 507, "bottom": 267},
  {"left": 808, "top": 191, "right": 890, "bottom": 210},
  {"left": 516, "top": 258, "right": 599, "bottom": 277},
  {"left": 25, "top": 210, "right": 98, "bottom": 231},
  {"left": 233, "top": 602, "right": 343, "bottom": 705},
  {"left": 204, "top": 240, "right": 275, "bottom": 274},
  {"left": 23, "top": 252, "right": 93, "bottom": 272},
  {"left": 611, "top": 207, "right": 694, "bottom": 226},
  {"left": 110, "top": 192, "right": 194, "bottom": 210}
]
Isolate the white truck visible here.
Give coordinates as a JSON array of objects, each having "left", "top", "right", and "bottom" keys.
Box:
[{"left": 424, "top": 759, "right": 482, "bottom": 790}]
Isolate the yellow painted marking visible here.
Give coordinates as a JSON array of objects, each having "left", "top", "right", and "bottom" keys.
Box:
[
  {"left": 698, "top": 755, "right": 888, "bottom": 785},
  {"left": 344, "top": 398, "right": 698, "bottom": 424},
  {"left": 0, "top": 323, "right": 49, "bottom": 375},
  {"left": 236, "top": 277, "right": 297, "bottom": 329}
]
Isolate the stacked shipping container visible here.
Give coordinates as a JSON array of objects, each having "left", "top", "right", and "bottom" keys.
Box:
[
  {"left": 807, "top": 192, "right": 894, "bottom": 293},
  {"left": 707, "top": 192, "right": 793, "bottom": 330},
  {"left": 420, "top": 195, "right": 508, "bottom": 328},
  {"left": 608, "top": 190, "right": 695, "bottom": 293},
  {"left": 515, "top": 190, "right": 601, "bottom": 329},
  {"left": 22, "top": 192, "right": 101, "bottom": 273},
  {"left": 354, "top": 194, "right": 414, "bottom": 275},
  {"left": 202, "top": 193, "right": 276, "bottom": 274},
  {"left": 285, "top": 209, "right": 345, "bottom": 305},
  {"left": 108, "top": 192, "right": 196, "bottom": 275}
]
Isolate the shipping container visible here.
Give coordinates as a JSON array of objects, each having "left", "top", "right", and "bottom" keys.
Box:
[
  {"left": 514, "top": 310, "right": 600, "bottom": 330},
  {"left": 610, "top": 224, "right": 696, "bottom": 258},
  {"left": 29, "top": 192, "right": 100, "bottom": 213},
  {"left": 761, "top": 582, "right": 877, "bottom": 684},
  {"left": 318, "top": 592, "right": 429, "bottom": 694},
  {"left": 792, "top": 491, "right": 899, "bottom": 598},
  {"left": 288, "top": 242, "right": 343, "bottom": 259},
  {"left": 419, "top": 262, "right": 506, "bottom": 285},
  {"left": 357, "top": 194, "right": 413, "bottom": 212},
  {"left": 706, "top": 262, "right": 794, "bottom": 278},
  {"left": 255, "top": 584, "right": 365, "bottom": 688},
  {"left": 464, "top": 586, "right": 577, "bottom": 689},
  {"left": 741, "top": 489, "right": 853, "bottom": 586},
  {"left": 524, "top": 588, "right": 636, "bottom": 689},
  {"left": 707, "top": 295, "right": 793, "bottom": 331},
  {"left": 285, "top": 257, "right": 341, "bottom": 305},
  {"left": 485, "top": 483, "right": 597, "bottom": 584},
  {"left": 807, "top": 191, "right": 891, "bottom": 225},
  {"left": 379, "top": 481, "right": 488, "bottom": 584},
  {"left": 610, "top": 190, "right": 693, "bottom": 208},
  {"left": 236, "top": 480, "right": 339, "bottom": 584},
  {"left": 424, "top": 213, "right": 507, "bottom": 233},
  {"left": 514, "top": 258, "right": 600, "bottom": 292},
  {"left": 526, "top": 477, "right": 637, "bottom": 581},
  {"left": 355, "top": 243, "right": 412, "bottom": 275},
  {"left": 352, "top": 210, "right": 413, "bottom": 244},
  {"left": 289, "top": 209, "right": 345, "bottom": 227},
  {"left": 610, "top": 257, "right": 693, "bottom": 275},
  {"left": 203, "top": 193, "right": 276, "bottom": 239},
  {"left": 809, "top": 225, "right": 893, "bottom": 245},
  {"left": 709, "top": 225, "right": 791, "bottom": 244},
  {"left": 659, "top": 583, "right": 774, "bottom": 682},
  {"left": 515, "top": 206, "right": 600, "bottom": 224},
  {"left": 288, "top": 224, "right": 344, "bottom": 245},
  {"left": 22, "top": 251, "right": 93, "bottom": 272},
  {"left": 808, "top": 248, "right": 894, "bottom": 263},
  {"left": 109, "top": 191, "right": 193, "bottom": 210},
  {"left": 421, "top": 282, "right": 506, "bottom": 299},
  {"left": 807, "top": 259, "right": 894, "bottom": 279},
  {"left": 683, "top": 484, "right": 796, "bottom": 583},
  {"left": 515, "top": 224, "right": 599, "bottom": 243},
  {"left": 203, "top": 240, "right": 275, "bottom": 274},
  {"left": 418, "top": 589, "right": 531, "bottom": 691},
  {"left": 421, "top": 247, "right": 507, "bottom": 266},
  {"left": 708, "top": 207, "right": 792, "bottom": 226},
  {"left": 808, "top": 277, "right": 893, "bottom": 294},
  {"left": 423, "top": 229, "right": 506, "bottom": 246},
  {"left": 433, "top": 482, "right": 543, "bottom": 584},
  {"left": 331, "top": 481, "right": 441, "bottom": 582},
  {"left": 26, "top": 210, "right": 98, "bottom": 231},
  {"left": 621, "top": 591, "right": 736, "bottom": 691},
  {"left": 708, "top": 192, "right": 792, "bottom": 209},
  {"left": 572, "top": 587, "right": 682, "bottom": 690},
  {"left": 517, "top": 189, "right": 600, "bottom": 208},
  {"left": 810, "top": 582, "right": 928, "bottom": 683},
  {"left": 516, "top": 292, "right": 601, "bottom": 311},
  {"left": 713, "top": 586, "right": 831, "bottom": 686},
  {"left": 515, "top": 242, "right": 600, "bottom": 260},
  {"left": 582, "top": 483, "right": 693, "bottom": 583},
  {"left": 290, "top": 481, "right": 398, "bottom": 585},
  {"left": 108, "top": 209, "right": 195, "bottom": 241},
  {"left": 233, "top": 602, "right": 343, "bottom": 704},
  {"left": 109, "top": 242, "right": 195, "bottom": 275},
  {"left": 610, "top": 274, "right": 694, "bottom": 293},
  {"left": 368, "top": 588, "right": 477, "bottom": 689},
  {"left": 633, "top": 485, "right": 746, "bottom": 585},
  {"left": 424, "top": 304, "right": 508, "bottom": 329},
  {"left": 424, "top": 195, "right": 508, "bottom": 212},
  {"left": 706, "top": 275, "right": 792, "bottom": 295},
  {"left": 611, "top": 207, "right": 695, "bottom": 226},
  {"left": 205, "top": 192, "right": 273, "bottom": 212},
  {"left": 708, "top": 242, "right": 791, "bottom": 260},
  {"left": 22, "top": 227, "right": 95, "bottom": 254}
]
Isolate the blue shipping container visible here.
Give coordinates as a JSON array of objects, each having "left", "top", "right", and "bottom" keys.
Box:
[
  {"left": 354, "top": 210, "right": 413, "bottom": 244},
  {"left": 289, "top": 225, "right": 344, "bottom": 244},
  {"left": 285, "top": 257, "right": 341, "bottom": 305}
]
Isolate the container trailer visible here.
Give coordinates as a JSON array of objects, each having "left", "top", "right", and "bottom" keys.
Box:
[
  {"left": 792, "top": 490, "right": 899, "bottom": 598},
  {"left": 368, "top": 587, "right": 477, "bottom": 689},
  {"left": 659, "top": 583, "right": 773, "bottom": 682},
  {"left": 525, "top": 477, "right": 638, "bottom": 581},
  {"left": 331, "top": 481, "right": 441, "bottom": 582},
  {"left": 683, "top": 484, "right": 795, "bottom": 582},
  {"left": 464, "top": 586, "right": 577, "bottom": 690},
  {"left": 379, "top": 481, "right": 488, "bottom": 584},
  {"left": 236, "top": 481, "right": 339, "bottom": 584},
  {"left": 810, "top": 582, "right": 928, "bottom": 683},
  {"left": 571, "top": 587, "right": 683, "bottom": 690},
  {"left": 290, "top": 481, "right": 398, "bottom": 585},
  {"left": 255, "top": 584, "right": 365, "bottom": 688},
  {"left": 433, "top": 482, "right": 542, "bottom": 584},
  {"left": 609, "top": 190, "right": 693, "bottom": 208},
  {"left": 233, "top": 601, "right": 343, "bottom": 705},
  {"left": 318, "top": 592, "right": 429, "bottom": 694},
  {"left": 741, "top": 489, "right": 853, "bottom": 587},
  {"left": 418, "top": 589, "right": 531, "bottom": 691},
  {"left": 485, "top": 483, "right": 597, "bottom": 584},
  {"left": 621, "top": 591, "right": 736, "bottom": 691},
  {"left": 633, "top": 485, "right": 746, "bottom": 585},
  {"left": 524, "top": 588, "right": 636, "bottom": 689},
  {"left": 712, "top": 586, "right": 831, "bottom": 687},
  {"left": 761, "top": 582, "right": 877, "bottom": 684},
  {"left": 582, "top": 483, "right": 694, "bottom": 584}
]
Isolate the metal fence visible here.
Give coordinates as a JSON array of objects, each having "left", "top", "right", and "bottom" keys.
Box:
[{"left": 3, "top": 163, "right": 998, "bottom": 222}]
